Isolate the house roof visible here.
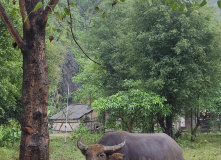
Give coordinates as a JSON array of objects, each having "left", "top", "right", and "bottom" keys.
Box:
[{"left": 49, "top": 104, "right": 93, "bottom": 120}]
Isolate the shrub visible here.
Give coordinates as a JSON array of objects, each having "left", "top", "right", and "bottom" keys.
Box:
[
  {"left": 0, "top": 120, "right": 21, "bottom": 147},
  {"left": 70, "top": 123, "right": 103, "bottom": 145}
]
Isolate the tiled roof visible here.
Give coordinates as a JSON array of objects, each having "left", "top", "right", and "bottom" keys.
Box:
[{"left": 49, "top": 104, "right": 92, "bottom": 120}]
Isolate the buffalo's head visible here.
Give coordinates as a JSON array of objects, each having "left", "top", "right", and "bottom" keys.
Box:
[{"left": 77, "top": 136, "right": 125, "bottom": 160}]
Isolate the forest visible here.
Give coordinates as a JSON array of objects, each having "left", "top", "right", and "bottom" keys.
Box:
[{"left": 0, "top": 0, "right": 221, "bottom": 159}]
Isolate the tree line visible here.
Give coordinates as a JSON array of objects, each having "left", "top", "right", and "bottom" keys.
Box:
[{"left": 72, "top": 0, "right": 221, "bottom": 137}]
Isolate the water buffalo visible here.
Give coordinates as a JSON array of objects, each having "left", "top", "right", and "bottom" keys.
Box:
[{"left": 77, "top": 131, "right": 184, "bottom": 160}]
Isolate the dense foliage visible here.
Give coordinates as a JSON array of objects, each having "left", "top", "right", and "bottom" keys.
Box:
[
  {"left": 0, "top": 120, "right": 21, "bottom": 147},
  {"left": 0, "top": 1, "right": 22, "bottom": 123},
  {"left": 73, "top": 0, "right": 221, "bottom": 135},
  {"left": 93, "top": 80, "right": 170, "bottom": 132}
]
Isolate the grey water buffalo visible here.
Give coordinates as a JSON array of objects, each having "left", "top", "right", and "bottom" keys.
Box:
[{"left": 77, "top": 131, "right": 184, "bottom": 160}]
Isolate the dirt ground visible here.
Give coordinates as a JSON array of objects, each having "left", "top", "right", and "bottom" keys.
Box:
[{"left": 49, "top": 133, "right": 71, "bottom": 137}]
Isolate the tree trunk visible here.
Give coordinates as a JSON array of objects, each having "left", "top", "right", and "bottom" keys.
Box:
[
  {"left": 165, "top": 115, "right": 173, "bottom": 137},
  {"left": 157, "top": 114, "right": 173, "bottom": 138},
  {"left": 190, "top": 108, "right": 194, "bottom": 141},
  {"left": 19, "top": 27, "right": 49, "bottom": 159},
  {"left": 0, "top": 1, "right": 60, "bottom": 159}
]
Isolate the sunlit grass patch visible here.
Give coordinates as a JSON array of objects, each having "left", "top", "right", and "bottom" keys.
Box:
[
  {"left": 49, "top": 136, "right": 84, "bottom": 160},
  {"left": 0, "top": 145, "right": 19, "bottom": 160}
]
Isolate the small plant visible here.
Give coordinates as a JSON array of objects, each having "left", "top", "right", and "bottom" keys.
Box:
[
  {"left": 71, "top": 122, "right": 103, "bottom": 145},
  {"left": 0, "top": 120, "right": 21, "bottom": 147}
]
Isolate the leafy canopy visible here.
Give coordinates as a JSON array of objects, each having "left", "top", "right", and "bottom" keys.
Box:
[{"left": 92, "top": 80, "right": 170, "bottom": 132}]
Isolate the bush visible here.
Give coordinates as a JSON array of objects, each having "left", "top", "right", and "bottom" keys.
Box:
[
  {"left": 0, "top": 120, "right": 21, "bottom": 147},
  {"left": 70, "top": 123, "right": 103, "bottom": 145}
]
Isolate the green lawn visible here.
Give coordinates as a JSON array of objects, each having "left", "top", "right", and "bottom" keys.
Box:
[
  {"left": 0, "top": 132, "right": 221, "bottom": 160},
  {"left": 49, "top": 136, "right": 84, "bottom": 160},
  {"left": 178, "top": 133, "right": 221, "bottom": 160}
]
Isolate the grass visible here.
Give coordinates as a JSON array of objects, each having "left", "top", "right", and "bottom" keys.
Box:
[
  {"left": 49, "top": 136, "right": 84, "bottom": 160},
  {"left": 177, "top": 132, "right": 221, "bottom": 160},
  {"left": 0, "top": 132, "right": 220, "bottom": 160},
  {"left": 0, "top": 145, "right": 19, "bottom": 160}
]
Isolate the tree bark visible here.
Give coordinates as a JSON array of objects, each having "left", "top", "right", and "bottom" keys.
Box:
[
  {"left": 20, "top": 20, "right": 49, "bottom": 160},
  {"left": 0, "top": 0, "right": 59, "bottom": 159},
  {"left": 157, "top": 114, "right": 174, "bottom": 137},
  {"left": 165, "top": 115, "right": 173, "bottom": 137}
]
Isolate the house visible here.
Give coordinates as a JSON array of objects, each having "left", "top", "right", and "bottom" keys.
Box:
[{"left": 49, "top": 104, "right": 100, "bottom": 133}]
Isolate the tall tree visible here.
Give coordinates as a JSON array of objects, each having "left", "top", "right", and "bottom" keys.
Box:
[
  {"left": 129, "top": 1, "right": 221, "bottom": 136},
  {"left": 0, "top": 0, "right": 59, "bottom": 159}
]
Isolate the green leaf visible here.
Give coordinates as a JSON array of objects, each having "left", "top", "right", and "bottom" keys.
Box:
[
  {"left": 102, "top": 12, "right": 106, "bottom": 18},
  {"left": 120, "top": 0, "right": 125, "bottom": 2},
  {"left": 178, "top": 4, "right": 186, "bottom": 13},
  {"left": 165, "top": 0, "right": 172, "bottom": 4},
  {"left": 93, "top": 66, "right": 98, "bottom": 70},
  {"left": 171, "top": 2, "right": 178, "bottom": 10},
  {"left": 24, "top": 16, "right": 28, "bottom": 23},
  {"left": 192, "top": 2, "right": 198, "bottom": 7},
  {"left": 69, "top": 2, "right": 76, "bottom": 7},
  {"left": 66, "top": 28, "right": 71, "bottom": 33},
  {"left": 103, "top": 69, "right": 107, "bottom": 74},
  {"left": 59, "top": 13, "right": 66, "bottom": 20},
  {"left": 199, "top": 0, "right": 207, "bottom": 7},
  {"left": 95, "top": 6, "right": 99, "bottom": 12},
  {"left": 218, "top": 0, "right": 221, "bottom": 9},
  {"left": 33, "top": 2, "right": 43, "bottom": 12},
  {"left": 57, "top": 33, "right": 61, "bottom": 41},
  {"left": 64, "top": 7, "right": 71, "bottom": 15},
  {"left": 3, "top": 31, "right": 8, "bottom": 36}
]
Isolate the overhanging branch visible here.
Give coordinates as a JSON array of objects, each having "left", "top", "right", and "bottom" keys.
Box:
[
  {"left": 19, "top": 0, "right": 30, "bottom": 30},
  {"left": 67, "top": 0, "right": 101, "bottom": 65},
  {"left": 0, "top": 2, "right": 26, "bottom": 50}
]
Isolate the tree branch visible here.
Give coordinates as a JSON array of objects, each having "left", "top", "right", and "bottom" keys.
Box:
[
  {"left": 0, "top": 2, "right": 26, "bottom": 50},
  {"left": 19, "top": 0, "right": 30, "bottom": 30},
  {"left": 43, "top": 0, "right": 59, "bottom": 17},
  {"left": 67, "top": 0, "right": 101, "bottom": 65},
  {"left": 121, "top": 117, "right": 131, "bottom": 132}
]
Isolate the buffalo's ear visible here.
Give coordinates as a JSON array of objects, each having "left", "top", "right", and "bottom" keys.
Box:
[{"left": 109, "top": 153, "right": 125, "bottom": 160}]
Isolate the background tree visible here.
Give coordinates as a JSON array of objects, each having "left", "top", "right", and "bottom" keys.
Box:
[
  {"left": 0, "top": 49, "right": 22, "bottom": 123},
  {"left": 72, "top": 0, "right": 132, "bottom": 100},
  {"left": 92, "top": 80, "right": 170, "bottom": 133},
  {"left": 74, "top": 0, "right": 221, "bottom": 137},
  {"left": 0, "top": 2, "right": 22, "bottom": 123},
  {"left": 129, "top": 1, "right": 221, "bottom": 136}
]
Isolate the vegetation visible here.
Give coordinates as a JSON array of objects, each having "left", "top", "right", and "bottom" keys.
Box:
[
  {"left": 93, "top": 80, "right": 170, "bottom": 133},
  {"left": 0, "top": 120, "right": 21, "bottom": 147},
  {"left": 1, "top": 0, "right": 221, "bottom": 159},
  {"left": 0, "top": 0, "right": 22, "bottom": 124},
  {"left": 73, "top": 0, "right": 221, "bottom": 137},
  {"left": 178, "top": 132, "right": 221, "bottom": 160},
  {"left": 1, "top": 132, "right": 221, "bottom": 160}
]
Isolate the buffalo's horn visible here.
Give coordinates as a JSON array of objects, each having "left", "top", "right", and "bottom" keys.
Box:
[
  {"left": 104, "top": 139, "right": 126, "bottom": 153},
  {"left": 77, "top": 135, "right": 88, "bottom": 151}
]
